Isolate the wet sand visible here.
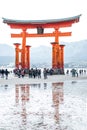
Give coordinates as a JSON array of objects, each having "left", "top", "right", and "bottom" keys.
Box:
[
  {"left": 0, "top": 73, "right": 87, "bottom": 130},
  {"left": 0, "top": 74, "right": 87, "bottom": 84}
]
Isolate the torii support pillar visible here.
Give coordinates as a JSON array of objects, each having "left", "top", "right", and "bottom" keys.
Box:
[
  {"left": 51, "top": 42, "right": 60, "bottom": 69},
  {"left": 60, "top": 45, "right": 65, "bottom": 73},
  {"left": 25, "top": 45, "right": 31, "bottom": 69},
  {"left": 21, "top": 29, "right": 26, "bottom": 69},
  {"left": 14, "top": 43, "right": 21, "bottom": 68},
  {"left": 60, "top": 45, "right": 65, "bottom": 74}
]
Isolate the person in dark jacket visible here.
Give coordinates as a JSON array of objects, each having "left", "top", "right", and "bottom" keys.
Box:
[{"left": 4, "top": 69, "right": 9, "bottom": 79}]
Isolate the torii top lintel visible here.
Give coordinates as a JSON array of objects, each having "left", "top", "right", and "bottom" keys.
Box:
[{"left": 2, "top": 14, "right": 81, "bottom": 29}]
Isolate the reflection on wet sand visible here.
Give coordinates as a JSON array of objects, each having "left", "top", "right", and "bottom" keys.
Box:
[
  {"left": 52, "top": 82, "right": 64, "bottom": 123},
  {"left": 0, "top": 81, "right": 86, "bottom": 130},
  {"left": 15, "top": 82, "right": 64, "bottom": 127},
  {"left": 0, "top": 84, "right": 8, "bottom": 90},
  {"left": 15, "top": 84, "right": 30, "bottom": 126},
  {"left": 44, "top": 83, "right": 47, "bottom": 89}
]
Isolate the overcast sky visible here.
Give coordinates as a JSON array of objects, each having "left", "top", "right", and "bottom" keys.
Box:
[{"left": 0, "top": 0, "right": 87, "bottom": 47}]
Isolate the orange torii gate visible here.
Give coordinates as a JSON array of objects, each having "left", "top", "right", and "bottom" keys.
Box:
[{"left": 2, "top": 15, "right": 81, "bottom": 71}]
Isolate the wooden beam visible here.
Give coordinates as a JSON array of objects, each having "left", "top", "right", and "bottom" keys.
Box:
[
  {"left": 26, "top": 33, "right": 55, "bottom": 37},
  {"left": 11, "top": 32, "right": 71, "bottom": 38},
  {"left": 59, "top": 32, "right": 72, "bottom": 36},
  {"left": 11, "top": 33, "right": 22, "bottom": 38}
]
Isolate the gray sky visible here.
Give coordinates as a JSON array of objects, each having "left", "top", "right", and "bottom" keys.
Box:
[{"left": 0, "top": 0, "right": 87, "bottom": 47}]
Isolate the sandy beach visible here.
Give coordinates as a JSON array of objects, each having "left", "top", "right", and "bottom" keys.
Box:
[
  {"left": 0, "top": 73, "right": 87, "bottom": 130},
  {"left": 0, "top": 73, "right": 87, "bottom": 84}
]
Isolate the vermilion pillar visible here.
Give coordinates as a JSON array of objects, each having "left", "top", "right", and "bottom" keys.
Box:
[
  {"left": 51, "top": 42, "right": 57, "bottom": 68},
  {"left": 21, "top": 29, "right": 27, "bottom": 68},
  {"left": 25, "top": 45, "right": 31, "bottom": 69},
  {"left": 51, "top": 42, "right": 60, "bottom": 69},
  {"left": 54, "top": 28, "right": 59, "bottom": 43},
  {"left": 14, "top": 43, "right": 21, "bottom": 68},
  {"left": 56, "top": 44, "right": 61, "bottom": 69},
  {"left": 60, "top": 45, "right": 65, "bottom": 70}
]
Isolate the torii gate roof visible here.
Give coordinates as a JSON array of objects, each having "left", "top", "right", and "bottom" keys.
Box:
[{"left": 2, "top": 14, "right": 81, "bottom": 24}]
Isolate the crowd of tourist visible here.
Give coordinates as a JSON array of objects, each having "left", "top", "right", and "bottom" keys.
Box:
[
  {"left": 13, "top": 68, "right": 55, "bottom": 79},
  {"left": 66, "top": 68, "right": 87, "bottom": 77},
  {"left": 0, "top": 67, "right": 59, "bottom": 79},
  {"left": 0, "top": 67, "right": 87, "bottom": 80},
  {"left": 13, "top": 68, "right": 41, "bottom": 78}
]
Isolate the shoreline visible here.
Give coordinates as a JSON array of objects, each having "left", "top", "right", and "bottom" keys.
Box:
[{"left": 0, "top": 74, "right": 87, "bottom": 85}]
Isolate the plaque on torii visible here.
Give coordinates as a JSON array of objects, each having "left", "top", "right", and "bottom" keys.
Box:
[{"left": 2, "top": 14, "right": 81, "bottom": 70}]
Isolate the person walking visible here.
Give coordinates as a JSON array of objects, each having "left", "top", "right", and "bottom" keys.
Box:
[
  {"left": 4, "top": 69, "right": 9, "bottom": 79},
  {"left": 43, "top": 68, "right": 47, "bottom": 79}
]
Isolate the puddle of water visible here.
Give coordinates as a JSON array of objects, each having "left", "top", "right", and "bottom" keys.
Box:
[{"left": 0, "top": 81, "right": 87, "bottom": 130}]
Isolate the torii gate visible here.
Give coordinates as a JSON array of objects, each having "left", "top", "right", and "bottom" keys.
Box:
[{"left": 2, "top": 15, "right": 81, "bottom": 71}]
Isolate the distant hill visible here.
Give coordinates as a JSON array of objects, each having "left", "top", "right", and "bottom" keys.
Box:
[
  {"left": 0, "top": 56, "right": 15, "bottom": 66},
  {"left": 63, "top": 39, "right": 87, "bottom": 63},
  {"left": 0, "top": 44, "right": 15, "bottom": 65},
  {"left": 30, "top": 45, "right": 52, "bottom": 64},
  {"left": 0, "top": 44, "right": 15, "bottom": 56},
  {"left": 0, "top": 40, "right": 87, "bottom": 66}
]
